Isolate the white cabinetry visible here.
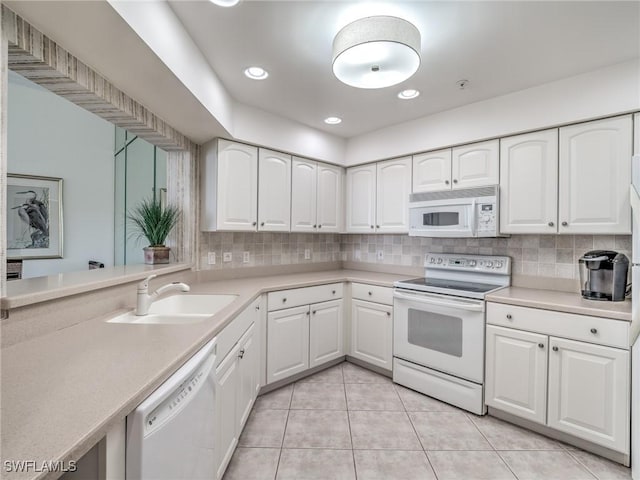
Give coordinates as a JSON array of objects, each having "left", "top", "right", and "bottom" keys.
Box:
[
  {"left": 346, "top": 157, "right": 411, "bottom": 233},
  {"left": 214, "top": 298, "right": 261, "bottom": 479},
  {"left": 486, "top": 302, "right": 630, "bottom": 456},
  {"left": 452, "top": 140, "right": 500, "bottom": 189},
  {"left": 267, "top": 284, "right": 344, "bottom": 384},
  {"left": 634, "top": 112, "right": 639, "bottom": 155},
  {"left": 412, "top": 148, "right": 452, "bottom": 192},
  {"left": 258, "top": 149, "right": 291, "bottom": 232},
  {"left": 499, "top": 129, "right": 558, "bottom": 234},
  {"left": 558, "top": 115, "right": 632, "bottom": 234},
  {"left": 350, "top": 283, "right": 393, "bottom": 371},
  {"left": 291, "top": 158, "right": 343, "bottom": 233}
]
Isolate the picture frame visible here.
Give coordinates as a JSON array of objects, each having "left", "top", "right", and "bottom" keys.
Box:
[{"left": 7, "top": 174, "right": 63, "bottom": 259}]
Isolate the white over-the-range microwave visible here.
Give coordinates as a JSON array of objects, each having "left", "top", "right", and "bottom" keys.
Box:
[{"left": 408, "top": 185, "right": 503, "bottom": 238}]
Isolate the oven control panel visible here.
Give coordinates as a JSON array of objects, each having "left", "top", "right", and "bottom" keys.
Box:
[{"left": 425, "top": 253, "right": 511, "bottom": 274}]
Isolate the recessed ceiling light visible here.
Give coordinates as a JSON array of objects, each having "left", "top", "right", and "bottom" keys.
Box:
[
  {"left": 324, "top": 116, "right": 342, "bottom": 125},
  {"left": 209, "top": 0, "right": 240, "bottom": 6},
  {"left": 244, "top": 67, "right": 268, "bottom": 80},
  {"left": 398, "top": 89, "right": 420, "bottom": 100}
]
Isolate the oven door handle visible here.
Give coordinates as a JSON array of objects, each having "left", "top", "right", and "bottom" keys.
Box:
[{"left": 393, "top": 291, "right": 485, "bottom": 312}]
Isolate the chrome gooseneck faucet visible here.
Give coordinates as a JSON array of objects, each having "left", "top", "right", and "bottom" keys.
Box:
[{"left": 135, "top": 274, "right": 190, "bottom": 316}]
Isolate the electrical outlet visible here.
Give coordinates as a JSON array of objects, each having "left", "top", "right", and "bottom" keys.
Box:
[
  {"left": 223, "top": 252, "right": 232, "bottom": 262},
  {"left": 243, "top": 251, "right": 250, "bottom": 263},
  {"left": 354, "top": 249, "right": 361, "bottom": 261},
  {"left": 304, "top": 249, "right": 311, "bottom": 260},
  {"left": 207, "top": 252, "right": 216, "bottom": 265},
  {"left": 377, "top": 250, "right": 384, "bottom": 260}
]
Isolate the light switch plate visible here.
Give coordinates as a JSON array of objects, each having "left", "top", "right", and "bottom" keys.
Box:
[
  {"left": 243, "top": 251, "right": 250, "bottom": 263},
  {"left": 223, "top": 252, "right": 232, "bottom": 262},
  {"left": 304, "top": 249, "right": 311, "bottom": 260},
  {"left": 207, "top": 252, "right": 216, "bottom": 265}
]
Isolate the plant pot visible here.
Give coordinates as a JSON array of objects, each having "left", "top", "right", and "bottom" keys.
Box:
[{"left": 143, "top": 246, "right": 170, "bottom": 265}]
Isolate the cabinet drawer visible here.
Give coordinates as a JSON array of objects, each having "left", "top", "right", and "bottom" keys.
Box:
[
  {"left": 351, "top": 283, "right": 393, "bottom": 305},
  {"left": 217, "top": 297, "right": 259, "bottom": 366},
  {"left": 267, "top": 283, "right": 343, "bottom": 311},
  {"left": 487, "top": 302, "right": 629, "bottom": 349}
]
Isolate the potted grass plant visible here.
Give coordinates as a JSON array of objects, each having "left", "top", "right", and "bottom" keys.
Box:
[{"left": 128, "top": 197, "right": 181, "bottom": 264}]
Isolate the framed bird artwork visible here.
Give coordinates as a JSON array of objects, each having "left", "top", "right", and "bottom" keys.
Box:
[{"left": 7, "top": 174, "right": 63, "bottom": 259}]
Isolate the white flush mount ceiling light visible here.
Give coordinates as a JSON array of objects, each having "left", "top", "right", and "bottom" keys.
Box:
[
  {"left": 244, "top": 66, "right": 268, "bottom": 80},
  {"left": 398, "top": 88, "right": 420, "bottom": 100},
  {"left": 209, "top": 0, "right": 240, "bottom": 6},
  {"left": 332, "top": 16, "right": 421, "bottom": 89},
  {"left": 324, "top": 116, "right": 342, "bottom": 125}
]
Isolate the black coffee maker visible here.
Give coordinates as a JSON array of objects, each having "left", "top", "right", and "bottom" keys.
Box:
[{"left": 578, "top": 250, "right": 629, "bottom": 301}]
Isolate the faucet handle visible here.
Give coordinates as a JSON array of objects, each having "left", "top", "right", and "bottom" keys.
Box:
[{"left": 138, "top": 274, "right": 157, "bottom": 291}]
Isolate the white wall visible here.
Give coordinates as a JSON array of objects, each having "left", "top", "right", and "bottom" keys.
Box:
[
  {"left": 345, "top": 59, "right": 640, "bottom": 165},
  {"left": 7, "top": 71, "right": 115, "bottom": 278}
]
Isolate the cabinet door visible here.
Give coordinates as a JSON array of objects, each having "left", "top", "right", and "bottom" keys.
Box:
[
  {"left": 258, "top": 149, "right": 291, "bottom": 232},
  {"left": 237, "top": 322, "right": 259, "bottom": 430},
  {"left": 351, "top": 300, "right": 392, "bottom": 370},
  {"left": 291, "top": 158, "right": 317, "bottom": 232},
  {"left": 309, "top": 299, "right": 343, "bottom": 368},
  {"left": 376, "top": 157, "right": 412, "bottom": 233},
  {"left": 559, "top": 115, "right": 632, "bottom": 234},
  {"left": 267, "top": 305, "right": 310, "bottom": 383},
  {"left": 412, "top": 149, "right": 452, "bottom": 192},
  {"left": 452, "top": 140, "right": 499, "bottom": 189},
  {"left": 548, "top": 337, "right": 630, "bottom": 453},
  {"left": 346, "top": 164, "right": 377, "bottom": 233},
  {"left": 317, "top": 163, "right": 343, "bottom": 233},
  {"left": 485, "top": 325, "right": 548, "bottom": 424},
  {"left": 499, "top": 130, "right": 558, "bottom": 234},
  {"left": 634, "top": 112, "right": 639, "bottom": 155},
  {"left": 214, "top": 345, "right": 240, "bottom": 479},
  {"left": 216, "top": 140, "right": 258, "bottom": 231}
]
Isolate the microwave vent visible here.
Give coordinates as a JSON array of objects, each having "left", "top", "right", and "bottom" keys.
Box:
[{"left": 410, "top": 185, "right": 498, "bottom": 202}]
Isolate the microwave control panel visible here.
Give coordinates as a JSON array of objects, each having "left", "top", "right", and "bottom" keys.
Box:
[{"left": 476, "top": 203, "right": 497, "bottom": 233}]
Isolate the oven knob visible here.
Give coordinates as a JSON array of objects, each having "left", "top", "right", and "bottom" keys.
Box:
[
  {"left": 468, "top": 260, "right": 477, "bottom": 267},
  {"left": 495, "top": 261, "right": 503, "bottom": 269},
  {"left": 429, "top": 257, "right": 436, "bottom": 264},
  {"left": 486, "top": 261, "right": 493, "bottom": 268},
  {"left": 437, "top": 258, "right": 443, "bottom": 264}
]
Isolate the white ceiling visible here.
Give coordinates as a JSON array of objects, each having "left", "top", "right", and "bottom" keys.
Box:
[
  {"left": 5, "top": 1, "right": 640, "bottom": 144},
  {"left": 167, "top": 0, "right": 640, "bottom": 138}
]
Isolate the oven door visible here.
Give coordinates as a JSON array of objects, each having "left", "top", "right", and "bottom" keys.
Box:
[
  {"left": 408, "top": 202, "right": 475, "bottom": 237},
  {"left": 393, "top": 289, "right": 485, "bottom": 383}
]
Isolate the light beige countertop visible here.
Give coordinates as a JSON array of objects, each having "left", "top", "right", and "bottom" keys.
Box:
[
  {"left": 0, "top": 269, "right": 407, "bottom": 480},
  {"left": 486, "top": 286, "right": 632, "bottom": 322}
]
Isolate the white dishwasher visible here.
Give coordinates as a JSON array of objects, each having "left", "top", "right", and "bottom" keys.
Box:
[{"left": 126, "top": 338, "right": 217, "bottom": 480}]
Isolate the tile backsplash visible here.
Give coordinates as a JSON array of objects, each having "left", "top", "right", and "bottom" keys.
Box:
[{"left": 199, "top": 232, "right": 631, "bottom": 280}]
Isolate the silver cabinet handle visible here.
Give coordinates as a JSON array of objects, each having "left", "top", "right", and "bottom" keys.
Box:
[
  {"left": 548, "top": 221, "right": 554, "bottom": 227},
  {"left": 445, "top": 180, "right": 450, "bottom": 185},
  {"left": 332, "top": 290, "right": 336, "bottom": 294},
  {"left": 260, "top": 222, "right": 265, "bottom": 227},
  {"left": 306, "top": 311, "right": 310, "bottom": 316},
  {"left": 313, "top": 224, "right": 317, "bottom": 228},
  {"left": 453, "top": 179, "right": 458, "bottom": 184},
  {"left": 255, "top": 305, "right": 260, "bottom": 311},
  {"left": 282, "top": 298, "right": 287, "bottom": 303},
  {"left": 252, "top": 221, "right": 257, "bottom": 226},
  {"left": 312, "top": 310, "right": 316, "bottom": 315},
  {"left": 376, "top": 225, "right": 380, "bottom": 229},
  {"left": 370, "top": 225, "right": 374, "bottom": 229},
  {"left": 506, "top": 314, "right": 512, "bottom": 320},
  {"left": 561, "top": 221, "right": 568, "bottom": 226},
  {"left": 318, "top": 224, "right": 322, "bottom": 228},
  {"left": 552, "top": 346, "right": 559, "bottom": 352},
  {"left": 238, "top": 349, "right": 245, "bottom": 359},
  {"left": 538, "top": 343, "right": 544, "bottom": 349},
  {"left": 368, "top": 291, "right": 373, "bottom": 296},
  {"left": 386, "top": 311, "right": 391, "bottom": 316},
  {"left": 590, "top": 328, "right": 598, "bottom": 334}
]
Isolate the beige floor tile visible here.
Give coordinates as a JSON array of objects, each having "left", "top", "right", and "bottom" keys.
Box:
[
  {"left": 342, "top": 362, "right": 391, "bottom": 384},
  {"left": 290, "top": 382, "right": 347, "bottom": 410},
  {"left": 345, "top": 383, "right": 404, "bottom": 411},
  {"left": 298, "top": 364, "right": 344, "bottom": 384},
  {"left": 499, "top": 450, "right": 597, "bottom": 480},
  {"left": 569, "top": 450, "right": 631, "bottom": 480},
  {"left": 349, "top": 410, "right": 422, "bottom": 450},
  {"left": 469, "top": 414, "right": 563, "bottom": 450},
  {"left": 254, "top": 384, "right": 293, "bottom": 410},
  {"left": 394, "top": 385, "right": 459, "bottom": 412},
  {"left": 409, "top": 411, "right": 492, "bottom": 450},
  {"left": 283, "top": 410, "right": 352, "bottom": 448},
  {"left": 238, "top": 409, "right": 288, "bottom": 447},
  {"left": 427, "top": 451, "right": 516, "bottom": 480},
  {"left": 276, "top": 449, "right": 355, "bottom": 480},
  {"left": 354, "top": 450, "right": 436, "bottom": 480},
  {"left": 222, "top": 447, "right": 280, "bottom": 480}
]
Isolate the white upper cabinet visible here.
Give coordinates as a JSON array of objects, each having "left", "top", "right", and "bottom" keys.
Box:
[
  {"left": 412, "top": 149, "right": 452, "bottom": 192},
  {"left": 452, "top": 139, "right": 500, "bottom": 189},
  {"left": 346, "top": 164, "right": 377, "bottom": 233},
  {"left": 291, "top": 158, "right": 317, "bottom": 232},
  {"left": 258, "top": 149, "right": 291, "bottom": 232},
  {"left": 500, "top": 129, "right": 559, "bottom": 234},
  {"left": 202, "top": 139, "right": 258, "bottom": 231},
  {"left": 558, "top": 115, "right": 632, "bottom": 234},
  {"left": 376, "top": 157, "right": 412, "bottom": 233},
  {"left": 634, "top": 112, "right": 639, "bottom": 155},
  {"left": 317, "top": 163, "right": 344, "bottom": 232}
]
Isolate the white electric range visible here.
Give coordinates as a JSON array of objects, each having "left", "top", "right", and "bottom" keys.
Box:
[{"left": 393, "top": 253, "right": 511, "bottom": 415}]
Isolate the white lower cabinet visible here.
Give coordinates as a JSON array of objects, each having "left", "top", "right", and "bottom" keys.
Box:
[
  {"left": 214, "top": 299, "right": 261, "bottom": 479},
  {"left": 267, "top": 305, "right": 311, "bottom": 383},
  {"left": 351, "top": 299, "right": 392, "bottom": 371},
  {"left": 486, "top": 302, "right": 630, "bottom": 456},
  {"left": 309, "top": 299, "right": 344, "bottom": 368}
]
